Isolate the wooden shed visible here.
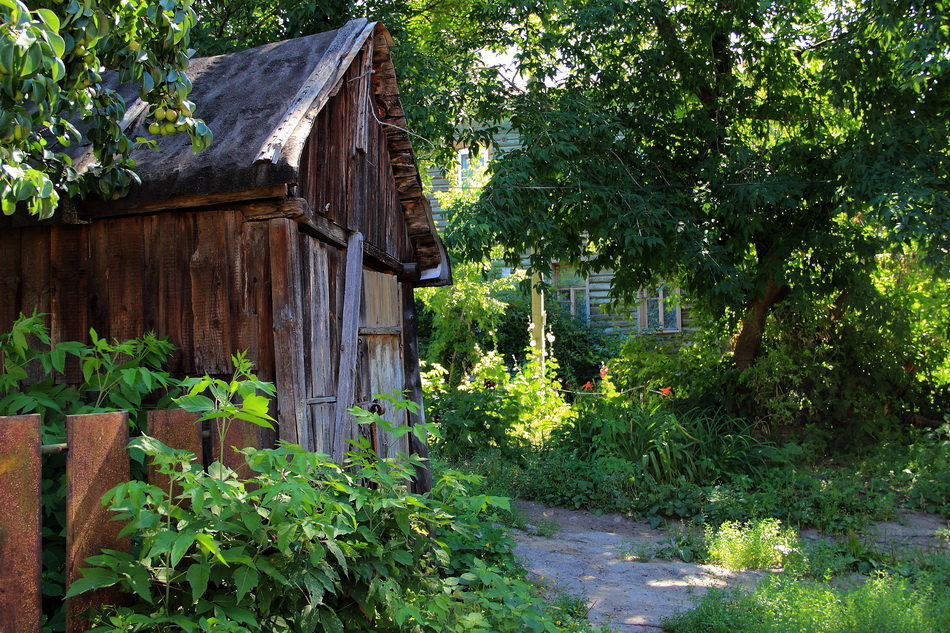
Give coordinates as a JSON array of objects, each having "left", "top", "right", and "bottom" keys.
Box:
[{"left": 0, "top": 19, "right": 450, "bottom": 475}]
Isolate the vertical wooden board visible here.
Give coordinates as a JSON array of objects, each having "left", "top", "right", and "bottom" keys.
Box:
[
  {"left": 50, "top": 225, "right": 89, "bottom": 383},
  {"left": 109, "top": 217, "right": 145, "bottom": 341},
  {"left": 362, "top": 270, "right": 401, "bottom": 327},
  {"left": 190, "top": 213, "right": 231, "bottom": 375},
  {"left": 0, "top": 414, "right": 42, "bottom": 633},
  {"left": 140, "top": 215, "right": 161, "bottom": 334},
  {"left": 365, "top": 335, "right": 406, "bottom": 458},
  {"left": 86, "top": 221, "right": 112, "bottom": 339},
  {"left": 18, "top": 227, "right": 51, "bottom": 316},
  {"left": 269, "top": 219, "right": 308, "bottom": 448},
  {"left": 305, "top": 239, "right": 333, "bottom": 397},
  {"left": 234, "top": 219, "right": 263, "bottom": 376},
  {"left": 327, "top": 245, "right": 343, "bottom": 384},
  {"left": 332, "top": 232, "right": 364, "bottom": 462},
  {"left": 147, "top": 409, "right": 202, "bottom": 502},
  {"left": 66, "top": 412, "right": 130, "bottom": 632},
  {"left": 210, "top": 420, "right": 261, "bottom": 479},
  {"left": 307, "top": 403, "right": 335, "bottom": 456},
  {"left": 401, "top": 283, "right": 431, "bottom": 492},
  {"left": 158, "top": 213, "right": 197, "bottom": 375},
  {"left": 0, "top": 230, "right": 22, "bottom": 333}
]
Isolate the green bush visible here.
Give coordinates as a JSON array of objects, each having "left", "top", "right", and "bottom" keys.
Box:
[
  {"left": 663, "top": 574, "right": 950, "bottom": 633},
  {"left": 705, "top": 519, "right": 798, "bottom": 570},
  {"left": 71, "top": 432, "right": 604, "bottom": 633}
]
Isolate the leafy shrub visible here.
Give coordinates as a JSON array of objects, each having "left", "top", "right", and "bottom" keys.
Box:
[
  {"left": 663, "top": 575, "right": 950, "bottom": 633},
  {"left": 426, "top": 349, "right": 573, "bottom": 460},
  {"left": 705, "top": 519, "right": 798, "bottom": 570},
  {"left": 554, "top": 386, "right": 772, "bottom": 486},
  {"left": 71, "top": 424, "right": 605, "bottom": 633}
]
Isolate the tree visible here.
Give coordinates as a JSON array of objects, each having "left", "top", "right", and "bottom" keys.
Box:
[
  {"left": 447, "top": 0, "right": 950, "bottom": 369},
  {"left": 1, "top": 0, "right": 212, "bottom": 219}
]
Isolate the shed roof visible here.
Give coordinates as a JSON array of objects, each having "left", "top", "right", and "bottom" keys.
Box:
[{"left": 74, "top": 19, "right": 448, "bottom": 284}]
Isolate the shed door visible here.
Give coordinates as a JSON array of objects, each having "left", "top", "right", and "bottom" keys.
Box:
[{"left": 355, "top": 270, "right": 408, "bottom": 458}]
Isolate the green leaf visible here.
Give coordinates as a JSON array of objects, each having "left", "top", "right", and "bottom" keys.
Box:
[
  {"left": 174, "top": 394, "right": 215, "bottom": 412},
  {"left": 186, "top": 561, "right": 210, "bottom": 603},
  {"left": 232, "top": 566, "right": 258, "bottom": 602},
  {"left": 171, "top": 531, "right": 196, "bottom": 566},
  {"left": 64, "top": 567, "right": 120, "bottom": 597},
  {"left": 35, "top": 8, "right": 60, "bottom": 32}
]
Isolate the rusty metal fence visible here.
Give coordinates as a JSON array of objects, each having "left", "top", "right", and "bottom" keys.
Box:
[{"left": 0, "top": 409, "right": 262, "bottom": 633}]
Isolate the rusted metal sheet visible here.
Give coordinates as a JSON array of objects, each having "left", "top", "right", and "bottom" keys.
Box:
[
  {"left": 147, "top": 409, "right": 203, "bottom": 501},
  {"left": 0, "top": 414, "right": 42, "bottom": 633},
  {"left": 66, "top": 412, "right": 130, "bottom": 632}
]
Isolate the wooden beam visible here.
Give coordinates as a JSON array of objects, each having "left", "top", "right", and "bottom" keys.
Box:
[
  {"left": 80, "top": 184, "right": 289, "bottom": 218},
  {"left": 332, "top": 232, "right": 364, "bottom": 462},
  {"left": 400, "top": 284, "right": 432, "bottom": 492}
]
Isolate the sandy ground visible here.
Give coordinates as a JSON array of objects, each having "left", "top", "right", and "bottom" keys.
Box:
[{"left": 511, "top": 500, "right": 948, "bottom": 632}]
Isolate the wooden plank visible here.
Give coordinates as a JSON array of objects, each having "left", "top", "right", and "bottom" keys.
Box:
[
  {"left": 401, "top": 283, "right": 431, "bottom": 492},
  {"left": 0, "top": 230, "right": 21, "bottom": 333},
  {"left": 354, "top": 39, "right": 374, "bottom": 154},
  {"left": 307, "top": 402, "right": 335, "bottom": 456},
  {"left": 147, "top": 409, "right": 202, "bottom": 502},
  {"left": 66, "top": 412, "right": 130, "bottom": 632},
  {"left": 190, "top": 212, "right": 231, "bottom": 375},
  {"left": 268, "top": 219, "right": 308, "bottom": 448},
  {"left": 80, "top": 184, "right": 289, "bottom": 218},
  {"left": 306, "top": 239, "right": 333, "bottom": 398},
  {"left": 109, "top": 217, "right": 145, "bottom": 341},
  {"left": 158, "top": 213, "right": 196, "bottom": 375},
  {"left": 331, "top": 232, "right": 364, "bottom": 462},
  {"left": 50, "top": 224, "right": 89, "bottom": 383},
  {"left": 0, "top": 414, "right": 42, "bottom": 633}
]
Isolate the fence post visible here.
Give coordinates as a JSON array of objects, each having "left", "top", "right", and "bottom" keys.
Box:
[
  {"left": 66, "top": 412, "right": 129, "bottom": 633},
  {"left": 147, "top": 409, "right": 203, "bottom": 500},
  {"left": 0, "top": 414, "right": 42, "bottom": 633}
]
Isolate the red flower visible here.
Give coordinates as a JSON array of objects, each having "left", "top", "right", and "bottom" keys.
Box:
[
  {"left": 659, "top": 387, "right": 672, "bottom": 396},
  {"left": 582, "top": 381, "right": 594, "bottom": 390}
]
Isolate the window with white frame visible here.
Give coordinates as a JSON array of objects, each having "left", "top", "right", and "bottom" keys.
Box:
[
  {"left": 553, "top": 264, "right": 589, "bottom": 323},
  {"left": 637, "top": 286, "right": 681, "bottom": 333}
]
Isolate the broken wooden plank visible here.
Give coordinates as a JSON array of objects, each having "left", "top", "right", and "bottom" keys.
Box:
[
  {"left": 147, "top": 409, "right": 203, "bottom": 502},
  {"left": 331, "top": 231, "right": 364, "bottom": 462}
]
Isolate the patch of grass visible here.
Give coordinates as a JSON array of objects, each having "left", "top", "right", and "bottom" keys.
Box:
[
  {"left": 535, "top": 519, "right": 561, "bottom": 538},
  {"left": 705, "top": 519, "right": 798, "bottom": 570},
  {"left": 617, "top": 541, "right": 653, "bottom": 562},
  {"left": 662, "top": 574, "right": 950, "bottom": 633},
  {"left": 654, "top": 525, "right": 706, "bottom": 563}
]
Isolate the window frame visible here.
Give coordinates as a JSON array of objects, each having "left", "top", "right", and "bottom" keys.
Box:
[
  {"left": 552, "top": 264, "right": 590, "bottom": 323},
  {"left": 637, "top": 286, "right": 682, "bottom": 334}
]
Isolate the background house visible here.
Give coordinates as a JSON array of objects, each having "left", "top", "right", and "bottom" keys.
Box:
[{"left": 425, "top": 128, "right": 694, "bottom": 337}]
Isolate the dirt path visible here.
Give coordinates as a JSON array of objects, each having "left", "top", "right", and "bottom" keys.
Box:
[{"left": 510, "top": 500, "right": 947, "bottom": 632}]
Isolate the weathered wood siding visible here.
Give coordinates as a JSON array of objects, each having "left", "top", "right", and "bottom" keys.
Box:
[
  {"left": 298, "top": 43, "right": 413, "bottom": 266},
  {"left": 0, "top": 211, "right": 277, "bottom": 404}
]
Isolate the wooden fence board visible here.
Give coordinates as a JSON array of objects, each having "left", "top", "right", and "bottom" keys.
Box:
[
  {"left": 0, "top": 414, "right": 42, "bottom": 633},
  {"left": 332, "top": 232, "right": 364, "bottom": 462},
  {"left": 147, "top": 409, "right": 203, "bottom": 502},
  {"left": 66, "top": 412, "right": 130, "bottom": 632}
]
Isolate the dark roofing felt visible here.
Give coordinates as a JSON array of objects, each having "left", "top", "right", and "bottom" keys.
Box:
[
  {"left": 92, "top": 21, "right": 365, "bottom": 206},
  {"left": 68, "top": 19, "right": 448, "bottom": 283}
]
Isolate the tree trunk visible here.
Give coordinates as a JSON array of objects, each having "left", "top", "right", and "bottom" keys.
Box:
[{"left": 733, "top": 278, "right": 789, "bottom": 370}]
